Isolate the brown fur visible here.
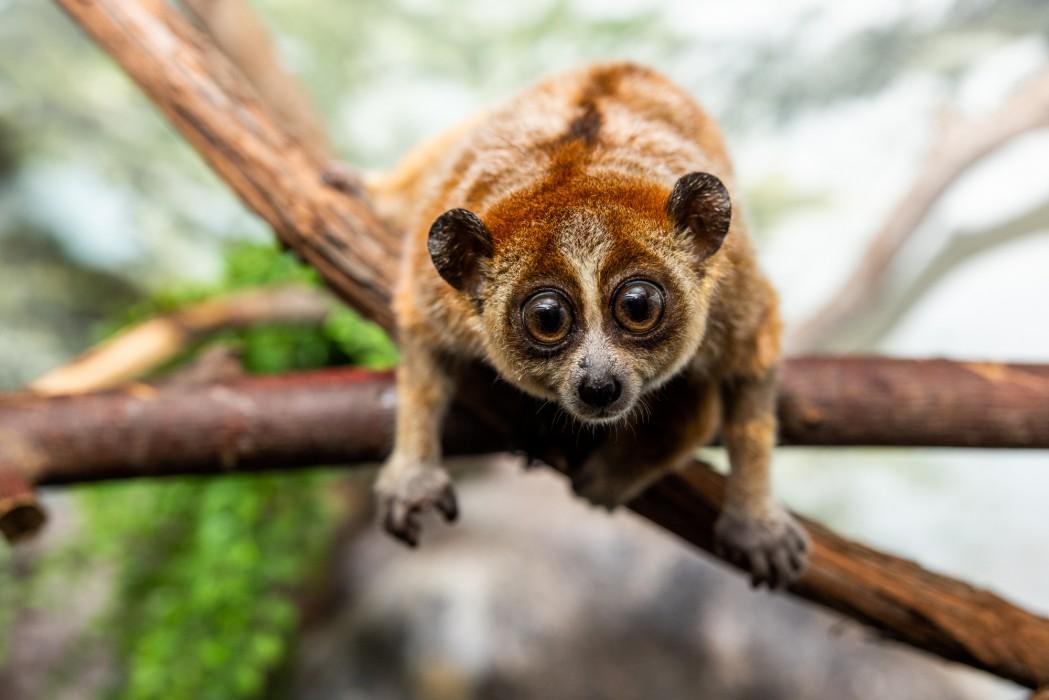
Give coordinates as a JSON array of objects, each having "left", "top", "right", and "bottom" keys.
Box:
[{"left": 371, "top": 63, "right": 808, "bottom": 587}]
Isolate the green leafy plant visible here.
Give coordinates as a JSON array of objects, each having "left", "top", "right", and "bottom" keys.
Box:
[{"left": 67, "top": 243, "right": 395, "bottom": 700}]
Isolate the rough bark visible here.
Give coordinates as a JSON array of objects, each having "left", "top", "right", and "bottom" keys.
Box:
[
  {"left": 778, "top": 356, "right": 1049, "bottom": 448},
  {"left": 180, "top": 0, "right": 331, "bottom": 164},
  {"left": 55, "top": 0, "right": 399, "bottom": 328},
  {"left": 47, "top": 0, "right": 1049, "bottom": 689},
  {"left": 7, "top": 357, "right": 1049, "bottom": 494}
]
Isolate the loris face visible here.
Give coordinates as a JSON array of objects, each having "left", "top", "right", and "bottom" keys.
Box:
[{"left": 427, "top": 172, "right": 732, "bottom": 425}]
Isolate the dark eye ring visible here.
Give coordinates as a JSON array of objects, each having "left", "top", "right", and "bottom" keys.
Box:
[
  {"left": 612, "top": 280, "right": 665, "bottom": 334},
  {"left": 521, "top": 290, "right": 573, "bottom": 345}
]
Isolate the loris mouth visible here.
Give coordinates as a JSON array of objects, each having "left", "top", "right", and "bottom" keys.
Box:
[{"left": 564, "top": 401, "right": 635, "bottom": 426}]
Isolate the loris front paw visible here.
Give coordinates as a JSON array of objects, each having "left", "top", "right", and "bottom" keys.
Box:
[
  {"left": 374, "top": 461, "right": 458, "bottom": 547},
  {"left": 714, "top": 505, "right": 809, "bottom": 590}
]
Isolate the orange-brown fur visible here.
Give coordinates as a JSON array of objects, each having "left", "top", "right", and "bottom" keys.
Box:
[{"left": 371, "top": 63, "right": 808, "bottom": 587}]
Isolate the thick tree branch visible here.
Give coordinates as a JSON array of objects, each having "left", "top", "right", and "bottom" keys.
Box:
[
  {"left": 3, "top": 361, "right": 1049, "bottom": 687},
  {"left": 8, "top": 358, "right": 1049, "bottom": 496},
  {"left": 777, "top": 356, "right": 1049, "bottom": 448},
  {"left": 790, "top": 66, "right": 1049, "bottom": 352},
  {"left": 180, "top": 0, "right": 331, "bottom": 164},
  {"left": 50, "top": 0, "right": 1049, "bottom": 688},
  {"left": 56, "top": 0, "right": 399, "bottom": 327},
  {"left": 29, "top": 285, "right": 333, "bottom": 396}
]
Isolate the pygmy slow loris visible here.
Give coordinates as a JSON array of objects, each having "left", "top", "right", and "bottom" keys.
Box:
[{"left": 368, "top": 62, "right": 809, "bottom": 589}]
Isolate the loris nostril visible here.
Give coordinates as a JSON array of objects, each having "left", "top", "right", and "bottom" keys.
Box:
[{"left": 578, "top": 376, "right": 622, "bottom": 408}]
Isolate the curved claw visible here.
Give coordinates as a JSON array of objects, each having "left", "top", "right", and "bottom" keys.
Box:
[
  {"left": 714, "top": 506, "right": 810, "bottom": 590},
  {"left": 374, "top": 462, "right": 459, "bottom": 547}
]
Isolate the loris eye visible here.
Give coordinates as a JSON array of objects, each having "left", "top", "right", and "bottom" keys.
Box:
[
  {"left": 613, "top": 280, "right": 665, "bottom": 334},
  {"left": 522, "top": 290, "right": 573, "bottom": 345}
]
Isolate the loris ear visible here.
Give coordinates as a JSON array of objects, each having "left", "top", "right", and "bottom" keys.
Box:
[
  {"left": 666, "top": 172, "right": 732, "bottom": 263},
  {"left": 428, "top": 208, "right": 494, "bottom": 297}
]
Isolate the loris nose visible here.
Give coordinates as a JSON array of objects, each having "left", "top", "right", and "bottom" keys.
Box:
[{"left": 578, "top": 375, "right": 622, "bottom": 408}]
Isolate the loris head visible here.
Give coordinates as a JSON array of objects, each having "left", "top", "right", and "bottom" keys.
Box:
[{"left": 427, "top": 172, "right": 732, "bottom": 425}]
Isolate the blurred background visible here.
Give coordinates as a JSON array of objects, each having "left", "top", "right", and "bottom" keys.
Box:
[{"left": 1, "top": 0, "right": 1048, "bottom": 698}]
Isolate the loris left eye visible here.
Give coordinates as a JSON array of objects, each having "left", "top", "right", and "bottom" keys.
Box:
[
  {"left": 612, "top": 280, "right": 665, "bottom": 334},
  {"left": 522, "top": 290, "right": 573, "bottom": 345}
]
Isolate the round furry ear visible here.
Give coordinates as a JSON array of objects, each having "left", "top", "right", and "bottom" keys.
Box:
[
  {"left": 427, "top": 208, "right": 494, "bottom": 296},
  {"left": 666, "top": 172, "right": 732, "bottom": 263}
]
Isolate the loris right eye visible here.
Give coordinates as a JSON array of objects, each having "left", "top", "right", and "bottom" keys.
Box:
[
  {"left": 612, "top": 280, "right": 665, "bottom": 334},
  {"left": 522, "top": 291, "right": 573, "bottom": 345}
]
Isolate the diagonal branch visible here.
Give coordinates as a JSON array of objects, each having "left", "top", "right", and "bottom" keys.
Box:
[
  {"left": 841, "top": 198, "right": 1049, "bottom": 348},
  {"left": 180, "top": 0, "right": 331, "bottom": 164},
  {"left": 790, "top": 66, "right": 1049, "bottom": 352},
  {"left": 56, "top": 0, "right": 399, "bottom": 327}
]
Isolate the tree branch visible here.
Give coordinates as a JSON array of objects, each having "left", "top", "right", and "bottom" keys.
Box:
[
  {"left": 0, "top": 470, "right": 45, "bottom": 543},
  {"left": 837, "top": 198, "right": 1049, "bottom": 348},
  {"left": 777, "top": 356, "right": 1049, "bottom": 448},
  {"left": 49, "top": 0, "right": 1049, "bottom": 688},
  {"left": 55, "top": 0, "right": 399, "bottom": 327},
  {"left": 4, "top": 361, "right": 1049, "bottom": 687},
  {"left": 180, "top": 0, "right": 331, "bottom": 164},
  {"left": 29, "top": 284, "right": 333, "bottom": 396},
  {"left": 8, "top": 358, "right": 1048, "bottom": 496},
  {"left": 790, "top": 66, "right": 1049, "bottom": 352}
]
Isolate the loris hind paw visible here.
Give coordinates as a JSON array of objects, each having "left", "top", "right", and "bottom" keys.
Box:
[
  {"left": 374, "top": 462, "right": 458, "bottom": 547},
  {"left": 714, "top": 505, "right": 809, "bottom": 590}
]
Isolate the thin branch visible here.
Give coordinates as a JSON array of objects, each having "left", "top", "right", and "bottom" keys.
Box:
[
  {"left": 3, "top": 363, "right": 1049, "bottom": 687},
  {"left": 844, "top": 198, "right": 1049, "bottom": 348},
  {"left": 180, "top": 0, "right": 331, "bottom": 164},
  {"left": 790, "top": 66, "right": 1049, "bottom": 352},
  {"left": 29, "top": 284, "right": 332, "bottom": 396}
]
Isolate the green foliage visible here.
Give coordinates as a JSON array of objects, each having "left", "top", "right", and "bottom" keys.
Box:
[
  {"left": 102, "top": 242, "right": 397, "bottom": 376},
  {"left": 63, "top": 243, "right": 395, "bottom": 700},
  {"left": 81, "top": 473, "right": 334, "bottom": 700}
]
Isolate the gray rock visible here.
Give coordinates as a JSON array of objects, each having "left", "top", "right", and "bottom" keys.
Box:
[{"left": 293, "top": 458, "right": 978, "bottom": 700}]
